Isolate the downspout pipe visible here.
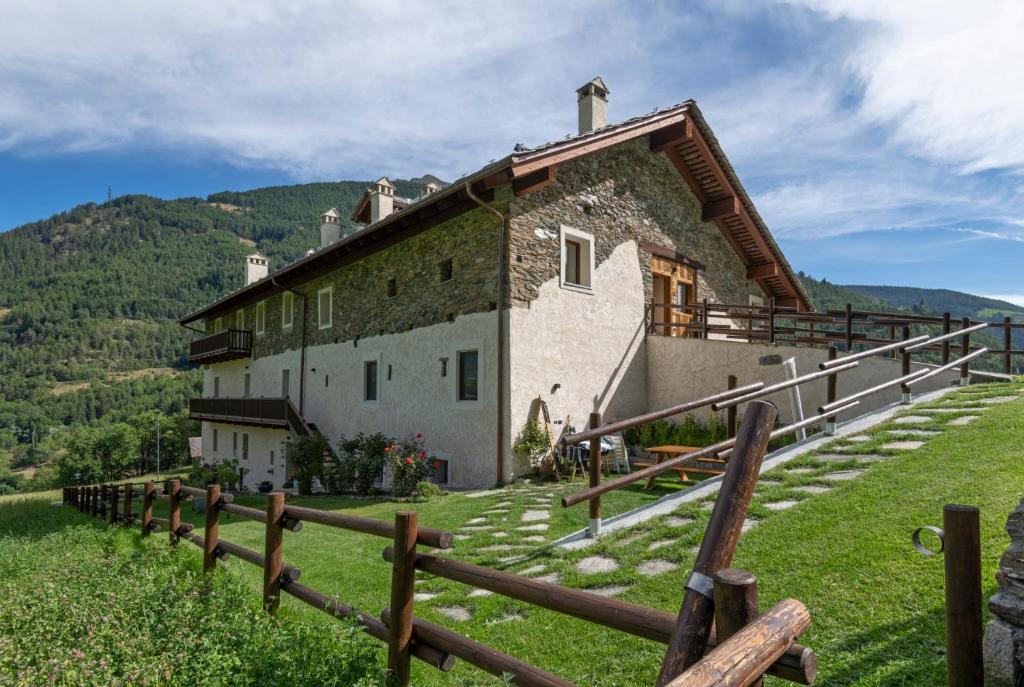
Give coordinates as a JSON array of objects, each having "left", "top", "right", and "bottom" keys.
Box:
[
  {"left": 272, "top": 277, "right": 308, "bottom": 415},
  {"left": 465, "top": 182, "right": 508, "bottom": 486}
]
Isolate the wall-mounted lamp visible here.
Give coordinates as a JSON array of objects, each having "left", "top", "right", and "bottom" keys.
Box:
[{"left": 551, "top": 383, "right": 562, "bottom": 393}]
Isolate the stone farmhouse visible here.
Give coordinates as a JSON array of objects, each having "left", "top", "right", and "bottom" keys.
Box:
[{"left": 181, "top": 78, "right": 919, "bottom": 491}]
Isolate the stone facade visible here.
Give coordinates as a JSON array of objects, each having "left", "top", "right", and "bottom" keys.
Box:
[
  {"left": 507, "top": 138, "right": 764, "bottom": 311},
  {"left": 986, "top": 498, "right": 1024, "bottom": 685},
  {"left": 207, "top": 201, "right": 504, "bottom": 360}
]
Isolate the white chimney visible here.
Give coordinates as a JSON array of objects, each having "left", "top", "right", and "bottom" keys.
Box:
[
  {"left": 576, "top": 77, "right": 609, "bottom": 135},
  {"left": 320, "top": 207, "right": 341, "bottom": 248},
  {"left": 244, "top": 253, "right": 269, "bottom": 286},
  {"left": 421, "top": 180, "right": 440, "bottom": 198},
  {"left": 370, "top": 176, "right": 396, "bottom": 223}
]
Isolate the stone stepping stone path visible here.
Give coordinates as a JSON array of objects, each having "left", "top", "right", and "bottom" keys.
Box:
[
  {"left": 665, "top": 516, "right": 694, "bottom": 528},
  {"left": 647, "top": 539, "right": 676, "bottom": 552},
  {"left": 517, "top": 524, "right": 549, "bottom": 532},
  {"left": 815, "top": 453, "right": 868, "bottom": 463},
  {"left": 792, "top": 485, "right": 831, "bottom": 495},
  {"left": 521, "top": 510, "right": 550, "bottom": 522},
  {"left": 488, "top": 612, "right": 525, "bottom": 625},
  {"left": 466, "top": 489, "right": 505, "bottom": 499},
  {"left": 787, "top": 467, "right": 816, "bottom": 475},
  {"left": 700, "top": 501, "right": 716, "bottom": 511},
  {"left": 949, "top": 415, "right": 980, "bottom": 426},
  {"left": 847, "top": 435, "right": 872, "bottom": 442},
  {"left": 415, "top": 592, "right": 439, "bottom": 602},
  {"left": 882, "top": 440, "right": 925, "bottom": 450},
  {"left": 638, "top": 559, "right": 678, "bottom": 577},
  {"left": 522, "top": 535, "right": 546, "bottom": 543},
  {"left": 822, "top": 469, "right": 864, "bottom": 481},
  {"left": 466, "top": 517, "right": 487, "bottom": 524},
  {"left": 981, "top": 395, "right": 1019, "bottom": 404},
  {"left": 584, "top": 585, "right": 631, "bottom": 597},
  {"left": 520, "top": 564, "right": 548, "bottom": 576},
  {"left": 741, "top": 519, "right": 759, "bottom": 533},
  {"left": 920, "top": 408, "right": 979, "bottom": 414},
  {"left": 894, "top": 415, "right": 933, "bottom": 424},
  {"left": 499, "top": 554, "right": 529, "bottom": 564},
  {"left": 888, "top": 429, "right": 939, "bottom": 437},
  {"left": 576, "top": 556, "right": 620, "bottom": 574},
  {"left": 479, "top": 544, "right": 516, "bottom": 552},
  {"left": 437, "top": 606, "right": 472, "bottom": 621},
  {"left": 468, "top": 588, "right": 493, "bottom": 598},
  {"left": 482, "top": 509, "right": 509, "bottom": 515},
  {"left": 459, "top": 525, "right": 494, "bottom": 531},
  {"left": 491, "top": 531, "right": 509, "bottom": 538},
  {"left": 764, "top": 500, "right": 798, "bottom": 511},
  {"left": 535, "top": 573, "right": 561, "bottom": 584},
  {"left": 615, "top": 533, "right": 647, "bottom": 547}
]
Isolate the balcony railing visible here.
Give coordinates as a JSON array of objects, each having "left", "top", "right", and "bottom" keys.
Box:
[
  {"left": 189, "top": 397, "right": 314, "bottom": 436},
  {"left": 189, "top": 329, "right": 252, "bottom": 364}
]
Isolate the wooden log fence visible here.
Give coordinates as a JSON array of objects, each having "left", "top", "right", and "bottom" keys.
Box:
[{"left": 58, "top": 404, "right": 819, "bottom": 686}]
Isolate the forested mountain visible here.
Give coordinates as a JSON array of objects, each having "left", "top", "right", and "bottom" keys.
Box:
[
  {"left": 841, "top": 285, "right": 1024, "bottom": 321},
  {"left": 0, "top": 179, "right": 424, "bottom": 445}
]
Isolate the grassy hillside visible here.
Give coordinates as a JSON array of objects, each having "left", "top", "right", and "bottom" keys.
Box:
[{"left": 842, "top": 284, "right": 1024, "bottom": 321}]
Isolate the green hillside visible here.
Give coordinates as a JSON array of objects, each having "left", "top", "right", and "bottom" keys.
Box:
[
  {"left": 842, "top": 284, "right": 1024, "bottom": 321},
  {"left": 0, "top": 179, "right": 424, "bottom": 452}
]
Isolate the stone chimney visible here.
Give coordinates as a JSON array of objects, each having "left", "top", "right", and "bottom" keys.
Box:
[
  {"left": 320, "top": 207, "right": 341, "bottom": 248},
  {"left": 421, "top": 180, "right": 440, "bottom": 198},
  {"left": 244, "top": 253, "right": 269, "bottom": 286},
  {"left": 370, "top": 177, "right": 396, "bottom": 223},
  {"left": 576, "top": 77, "right": 609, "bottom": 135}
]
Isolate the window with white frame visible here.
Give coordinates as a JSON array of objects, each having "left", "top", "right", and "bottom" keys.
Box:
[
  {"left": 363, "top": 359, "right": 379, "bottom": 402},
  {"left": 559, "top": 226, "right": 594, "bottom": 291},
  {"left": 318, "top": 287, "right": 333, "bottom": 330},
  {"left": 282, "top": 291, "right": 294, "bottom": 330},
  {"left": 255, "top": 301, "right": 266, "bottom": 335}
]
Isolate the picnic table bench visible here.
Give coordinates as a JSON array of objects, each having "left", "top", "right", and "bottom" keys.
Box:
[{"left": 634, "top": 444, "right": 728, "bottom": 489}]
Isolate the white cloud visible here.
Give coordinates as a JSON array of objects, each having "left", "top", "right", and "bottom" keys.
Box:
[
  {"left": 784, "top": 0, "right": 1024, "bottom": 174},
  {"left": 0, "top": 1, "right": 649, "bottom": 179}
]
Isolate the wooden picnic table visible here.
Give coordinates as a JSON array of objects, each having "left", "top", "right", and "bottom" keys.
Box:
[{"left": 635, "top": 445, "right": 727, "bottom": 489}]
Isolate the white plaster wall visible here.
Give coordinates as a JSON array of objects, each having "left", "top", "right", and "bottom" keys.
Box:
[
  {"left": 646, "top": 337, "right": 962, "bottom": 426},
  {"left": 509, "top": 240, "right": 648, "bottom": 468},
  {"left": 200, "top": 421, "right": 290, "bottom": 491}
]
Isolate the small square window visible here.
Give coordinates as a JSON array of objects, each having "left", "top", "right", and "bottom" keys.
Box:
[
  {"left": 364, "top": 360, "right": 378, "bottom": 401},
  {"left": 560, "top": 227, "right": 594, "bottom": 291},
  {"left": 439, "top": 259, "right": 453, "bottom": 283},
  {"left": 457, "top": 350, "right": 479, "bottom": 402},
  {"left": 387, "top": 278, "right": 397, "bottom": 298}
]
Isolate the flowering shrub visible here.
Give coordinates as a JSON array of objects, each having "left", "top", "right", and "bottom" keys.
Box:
[
  {"left": 387, "top": 433, "right": 439, "bottom": 497},
  {"left": 332, "top": 432, "right": 389, "bottom": 495}
]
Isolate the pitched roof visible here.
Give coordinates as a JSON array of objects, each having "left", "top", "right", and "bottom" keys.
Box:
[{"left": 181, "top": 99, "right": 811, "bottom": 325}]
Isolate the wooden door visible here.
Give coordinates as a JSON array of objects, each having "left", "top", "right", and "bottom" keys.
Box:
[{"left": 651, "top": 256, "right": 696, "bottom": 337}]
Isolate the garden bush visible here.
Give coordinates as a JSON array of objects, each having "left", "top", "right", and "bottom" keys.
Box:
[
  {"left": 386, "top": 434, "right": 439, "bottom": 497},
  {"left": 625, "top": 414, "right": 726, "bottom": 451},
  {"left": 332, "top": 432, "right": 390, "bottom": 495},
  {"left": 0, "top": 498, "right": 387, "bottom": 686}
]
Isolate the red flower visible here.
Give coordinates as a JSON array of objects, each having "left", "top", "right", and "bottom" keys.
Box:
[
  {"left": 432, "top": 462, "right": 441, "bottom": 470},
  {"left": 384, "top": 446, "right": 390, "bottom": 453},
  {"left": 415, "top": 433, "right": 422, "bottom": 439},
  {"left": 405, "top": 457, "right": 413, "bottom": 465},
  {"left": 419, "top": 451, "right": 426, "bottom": 459}
]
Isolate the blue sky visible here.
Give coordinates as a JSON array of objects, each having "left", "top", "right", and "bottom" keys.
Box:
[{"left": 1, "top": 1, "right": 1022, "bottom": 303}]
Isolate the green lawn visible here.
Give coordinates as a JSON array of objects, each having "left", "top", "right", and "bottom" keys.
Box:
[{"left": 7, "top": 381, "right": 1024, "bottom": 686}]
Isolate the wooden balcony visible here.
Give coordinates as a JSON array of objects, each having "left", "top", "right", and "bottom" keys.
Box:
[
  {"left": 189, "top": 329, "right": 252, "bottom": 364},
  {"left": 189, "top": 397, "right": 313, "bottom": 436}
]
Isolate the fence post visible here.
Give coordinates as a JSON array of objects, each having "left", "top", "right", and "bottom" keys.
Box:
[
  {"left": 944, "top": 505, "right": 983, "bottom": 687},
  {"left": 92, "top": 485, "right": 100, "bottom": 518},
  {"left": 122, "top": 483, "right": 133, "bottom": 526},
  {"left": 902, "top": 326, "right": 913, "bottom": 404},
  {"left": 1005, "top": 316, "right": 1013, "bottom": 376},
  {"left": 714, "top": 569, "right": 763, "bottom": 687},
  {"left": 99, "top": 484, "right": 108, "bottom": 519},
  {"left": 109, "top": 484, "right": 119, "bottom": 525},
  {"left": 203, "top": 484, "right": 221, "bottom": 573},
  {"left": 701, "top": 298, "right": 709, "bottom": 339},
  {"left": 889, "top": 326, "right": 897, "bottom": 358},
  {"left": 726, "top": 375, "right": 738, "bottom": 439},
  {"left": 960, "top": 317, "right": 971, "bottom": 386},
  {"left": 262, "top": 491, "right": 285, "bottom": 614},
  {"left": 388, "top": 511, "right": 418, "bottom": 686},
  {"left": 588, "top": 411, "right": 602, "bottom": 538},
  {"left": 168, "top": 479, "right": 182, "bottom": 546},
  {"left": 844, "top": 303, "right": 854, "bottom": 352},
  {"left": 942, "top": 312, "right": 951, "bottom": 365},
  {"left": 768, "top": 297, "right": 776, "bottom": 344},
  {"left": 825, "top": 347, "right": 838, "bottom": 435},
  {"left": 141, "top": 481, "right": 154, "bottom": 538}
]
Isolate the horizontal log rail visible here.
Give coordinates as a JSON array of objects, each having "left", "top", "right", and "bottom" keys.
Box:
[
  {"left": 903, "top": 322, "right": 989, "bottom": 351},
  {"left": 561, "top": 382, "right": 765, "bottom": 446},
  {"left": 818, "top": 335, "right": 930, "bottom": 369},
  {"left": 710, "top": 362, "right": 860, "bottom": 412},
  {"left": 904, "top": 348, "right": 989, "bottom": 388},
  {"left": 715, "top": 402, "right": 859, "bottom": 460},
  {"left": 283, "top": 503, "right": 453, "bottom": 549},
  {"left": 282, "top": 580, "right": 455, "bottom": 671},
  {"left": 819, "top": 368, "right": 929, "bottom": 415},
  {"left": 665, "top": 599, "right": 811, "bottom": 687},
  {"left": 221, "top": 501, "right": 304, "bottom": 532}
]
